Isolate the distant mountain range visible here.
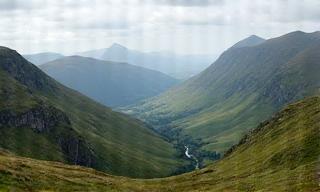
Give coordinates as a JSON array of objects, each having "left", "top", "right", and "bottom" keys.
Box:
[
  {"left": 0, "top": 46, "right": 185, "bottom": 178},
  {"left": 23, "top": 52, "right": 64, "bottom": 65},
  {"left": 40, "top": 56, "right": 179, "bottom": 107},
  {"left": 77, "top": 43, "right": 215, "bottom": 79},
  {"left": 125, "top": 31, "right": 320, "bottom": 154}
]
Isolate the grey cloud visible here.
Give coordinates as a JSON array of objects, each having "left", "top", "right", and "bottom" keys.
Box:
[
  {"left": 69, "top": 22, "right": 130, "bottom": 30},
  {"left": 145, "top": 0, "right": 225, "bottom": 7},
  {"left": 0, "top": 0, "right": 44, "bottom": 10}
]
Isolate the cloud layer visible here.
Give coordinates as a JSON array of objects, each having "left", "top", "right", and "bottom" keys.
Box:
[{"left": 0, "top": 0, "right": 319, "bottom": 55}]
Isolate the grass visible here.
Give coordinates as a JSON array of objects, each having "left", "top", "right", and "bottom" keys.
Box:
[
  {"left": 125, "top": 32, "right": 320, "bottom": 155},
  {"left": 0, "top": 48, "right": 186, "bottom": 178},
  {"left": 0, "top": 96, "right": 319, "bottom": 191}
]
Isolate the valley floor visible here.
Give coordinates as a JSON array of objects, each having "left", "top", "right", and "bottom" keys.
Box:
[{"left": 1, "top": 97, "right": 320, "bottom": 191}]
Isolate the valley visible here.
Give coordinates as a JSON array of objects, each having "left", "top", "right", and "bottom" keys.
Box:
[
  {"left": 124, "top": 31, "right": 320, "bottom": 162},
  {"left": 0, "top": 27, "right": 319, "bottom": 191},
  {"left": 1, "top": 96, "right": 319, "bottom": 191},
  {"left": 1, "top": 0, "right": 319, "bottom": 191},
  {"left": 0, "top": 46, "right": 187, "bottom": 178}
]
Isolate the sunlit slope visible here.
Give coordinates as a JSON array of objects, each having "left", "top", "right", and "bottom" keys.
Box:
[
  {"left": 0, "top": 46, "right": 184, "bottom": 178},
  {"left": 1, "top": 96, "right": 319, "bottom": 191},
  {"left": 126, "top": 31, "right": 320, "bottom": 153}
]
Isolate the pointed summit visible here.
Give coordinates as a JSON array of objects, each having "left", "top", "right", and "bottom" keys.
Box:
[
  {"left": 109, "top": 43, "right": 127, "bottom": 51},
  {"left": 231, "top": 35, "right": 265, "bottom": 49}
]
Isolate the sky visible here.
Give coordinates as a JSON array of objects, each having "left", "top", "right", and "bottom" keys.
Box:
[{"left": 0, "top": 0, "right": 319, "bottom": 55}]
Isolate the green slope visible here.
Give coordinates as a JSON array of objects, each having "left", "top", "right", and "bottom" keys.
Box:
[
  {"left": 125, "top": 31, "right": 320, "bottom": 154},
  {"left": 0, "top": 46, "right": 185, "bottom": 178},
  {"left": 0, "top": 96, "right": 319, "bottom": 191}
]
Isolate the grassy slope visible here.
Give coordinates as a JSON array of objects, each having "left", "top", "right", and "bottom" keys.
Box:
[
  {"left": 0, "top": 96, "right": 319, "bottom": 191},
  {"left": 125, "top": 31, "right": 320, "bottom": 153},
  {"left": 0, "top": 47, "right": 185, "bottom": 178}
]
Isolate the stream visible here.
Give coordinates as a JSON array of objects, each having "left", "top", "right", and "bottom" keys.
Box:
[{"left": 184, "top": 146, "right": 199, "bottom": 169}]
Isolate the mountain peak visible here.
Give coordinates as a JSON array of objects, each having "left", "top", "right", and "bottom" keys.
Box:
[
  {"left": 109, "top": 43, "right": 127, "bottom": 50},
  {"left": 248, "top": 34, "right": 264, "bottom": 40},
  {"left": 0, "top": 46, "right": 56, "bottom": 91},
  {"left": 231, "top": 35, "right": 265, "bottom": 49},
  {"left": 0, "top": 46, "right": 19, "bottom": 57}
]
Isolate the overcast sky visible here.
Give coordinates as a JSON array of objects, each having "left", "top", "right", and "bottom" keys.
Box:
[{"left": 0, "top": 0, "right": 319, "bottom": 55}]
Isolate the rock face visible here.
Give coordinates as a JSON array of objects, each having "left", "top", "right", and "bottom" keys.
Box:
[
  {"left": 0, "top": 105, "right": 97, "bottom": 167},
  {"left": 0, "top": 106, "right": 70, "bottom": 133}
]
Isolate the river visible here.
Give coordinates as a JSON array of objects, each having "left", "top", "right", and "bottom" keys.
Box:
[{"left": 184, "top": 146, "right": 199, "bottom": 169}]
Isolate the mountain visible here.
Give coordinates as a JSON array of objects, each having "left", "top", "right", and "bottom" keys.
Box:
[
  {"left": 0, "top": 46, "right": 185, "bottom": 178},
  {"left": 23, "top": 52, "right": 64, "bottom": 65},
  {"left": 77, "top": 44, "right": 215, "bottom": 79},
  {"left": 1, "top": 96, "right": 319, "bottom": 191},
  {"left": 230, "top": 35, "right": 265, "bottom": 49},
  {"left": 124, "top": 31, "right": 320, "bottom": 155},
  {"left": 40, "top": 56, "right": 178, "bottom": 107}
]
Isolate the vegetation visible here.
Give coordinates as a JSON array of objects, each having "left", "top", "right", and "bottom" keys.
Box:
[
  {"left": 125, "top": 31, "right": 320, "bottom": 156},
  {"left": 0, "top": 46, "right": 186, "bottom": 178},
  {"left": 0, "top": 96, "right": 319, "bottom": 191}
]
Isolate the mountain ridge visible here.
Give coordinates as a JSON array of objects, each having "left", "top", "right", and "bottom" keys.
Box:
[
  {"left": 0, "top": 46, "right": 185, "bottom": 178},
  {"left": 40, "top": 55, "right": 179, "bottom": 107},
  {"left": 230, "top": 34, "right": 265, "bottom": 49},
  {"left": 23, "top": 52, "right": 64, "bottom": 65},
  {"left": 124, "top": 31, "right": 320, "bottom": 155},
  {"left": 77, "top": 44, "right": 214, "bottom": 79}
]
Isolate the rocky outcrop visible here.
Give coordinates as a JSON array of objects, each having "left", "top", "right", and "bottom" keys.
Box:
[
  {"left": 262, "top": 75, "right": 307, "bottom": 107},
  {"left": 0, "top": 105, "right": 97, "bottom": 167},
  {"left": 0, "top": 106, "right": 70, "bottom": 133}
]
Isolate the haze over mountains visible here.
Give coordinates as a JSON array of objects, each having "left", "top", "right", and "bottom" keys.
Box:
[
  {"left": 0, "top": 46, "right": 185, "bottom": 178},
  {"left": 40, "top": 56, "right": 178, "bottom": 107},
  {"left": 125, "top": 31, "right": 320, "bottom": 155},
  {"left": 23, "top": 52, "right": 64, "bottom": 65},
  {"left": 77, "top": 43, "right": 215, "bottom": 79}
]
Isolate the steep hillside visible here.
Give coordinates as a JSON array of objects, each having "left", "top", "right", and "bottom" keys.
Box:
[
  {"left": 40, "top": 56, "right": 178, "bottom": 107},
  {"left": 125, "top": 31, "right": 320, "bottom": 154},
  {"left": 0, "top": 46, "right": 185, "bottom": 178},
  {"left": 77, "top": 43, "right": 214, "bottom": 79},
  {"left": 23, "top": 52, "right": 64, "bottom": 65},
  {"left": 1, "top": 96, "right": 319, "bottom": 191}
]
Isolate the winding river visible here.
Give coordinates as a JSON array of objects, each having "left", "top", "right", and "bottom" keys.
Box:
[{"left": 184, "top": 146, "right": 199, "bottom": 169}]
